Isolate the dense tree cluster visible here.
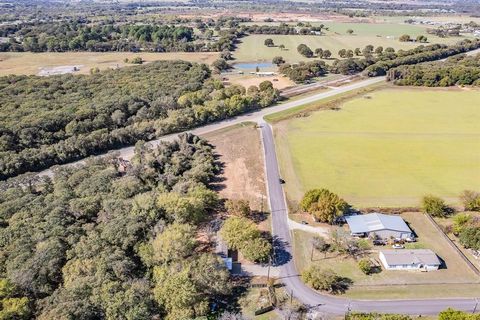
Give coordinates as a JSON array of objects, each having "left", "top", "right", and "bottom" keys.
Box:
[
  {"left": 364, "top": 39, "right": 480, "bottom": 76},
  {"left": 452, "top": 212, "right": 480, "bottom": 252},
  {"left": 219, "top": 216, "right": 272, "bottom": 263},
  {"left": 387, "top": 53, "right": 480, "bottom": 86},
  {"left": 300, "top": 189, "right": 349, "bottom": 224},
  {"left": 278, "top": 60, "right": 328, "bottom": 83},
  {"left": 240, "top": 23, "right": 325, "bottom": 35},
  {"left": 0, "top": 61, "right": 279, "bottom": 179},
  {"left": 0, "top": 134, "right": 232, "bottom": 319},
  {"left": 0, "top": 20, "right": 242, "bottom": 53}
]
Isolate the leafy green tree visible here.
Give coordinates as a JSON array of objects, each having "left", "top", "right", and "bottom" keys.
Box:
[
  {"left": 297, "top": 44, "right": 313, "bottom": 57},
  {"left": 241, "top": 237, "right": 272, "bottom": 263},
  {"left": 152, "top": 223, "right": 197, "bottom": 264},
  {"left": 346, "top": 29, "right": 354, "bottom": 35},
  {"left": 220, "top": 216, "right": 260, "bottom": 250},
  {"left": 421, "top": 195, "right": 449, "bottom": 217},
  {"left": 399, "top": 34, "right": 411, "bottom": 42},
  {"left": 300, "top": 189, "right": 349, "bottom": 223},
  {"left": 354, "top": 48, "right": 361, "bottom": 56},
  {"left": 452, "top": 213, "right": 472, "bottom": 235},
  {"left": 375, "top": 46, "right": 383, "bottom": 54},
  {"left": 338, "top": 48, "right": 347, "bottom": 58},
  {"left": 302, "top": 267, "right": 350, "bottom": 293},
  {"left": 272, "top": 56, "right": 285, "bottom": 66},
  {"left": 358, "top": 259, "right": 373, "bottom": 275},
  {"left": 315, "top": 48, "right": 323, "bottom": 57},
  {"left": 459, "top": 226, "right": 480, "bottom": 251},
  {"left": 212, "top": 58, "right": 230, "bottom": 73},
  {"left": 264, "top": 38, "right": 274, "bottom": 47},
  {"left": 322, "top": 49, "right": 332, "bottom": 59},
  {"left": 439, "top": 308, "right": 473, "bottom": 320}
]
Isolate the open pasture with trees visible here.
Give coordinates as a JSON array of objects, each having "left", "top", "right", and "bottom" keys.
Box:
[
  {"left": 0, "top": 51, "right": 220, "bottom": 76},
  {"left": 233, "top": 21, "right": 463, "bottom": 63},
  {"left": 274, "top": 87, "right": 480, "bottom": 207}
]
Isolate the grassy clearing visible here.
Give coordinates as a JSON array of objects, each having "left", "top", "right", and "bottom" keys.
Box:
[
  {"left": 292, "top": 212, "right": 480, "bottom": 299},
  {"left": 274, "top": 87, "right": 480, "bottom": 207},
  {"left": 233, "top": 22, "right": 463, "bottom": 63},
  {"left": 0, "top": 51, "right": 220, "bottom": 76}
]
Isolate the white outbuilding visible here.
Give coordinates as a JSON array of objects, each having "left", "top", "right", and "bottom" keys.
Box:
[{"left": 379, "top": 249, "right": 441, "bottom": 271}]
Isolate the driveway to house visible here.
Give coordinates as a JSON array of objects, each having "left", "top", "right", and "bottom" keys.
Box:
[
  {"left": 259, "top": 120, "right": 479, "bottom": 315},
  {"left": 36, "top": 76, "right": 384, "bottom": 178}
]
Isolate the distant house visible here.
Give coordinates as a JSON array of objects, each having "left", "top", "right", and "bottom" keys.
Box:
[
  {"left": 379, "top": 249, "right": 441, "bottom": 271},
  {"left": 345, "top": 213, "right": 413, "bottom": 240}
]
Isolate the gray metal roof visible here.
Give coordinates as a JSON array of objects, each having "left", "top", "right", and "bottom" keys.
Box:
[
  {"left": 345, "top": 213, "right": 412, "bottom": 234},
  {"left": 380, "top": 249, "right": 441, "bottom": 266}
]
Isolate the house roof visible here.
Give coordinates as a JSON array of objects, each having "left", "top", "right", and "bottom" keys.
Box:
[
  {"left": 345, "top": 213, "right": 412, "bottom": 234},
  {"left": 380, "top": 249, "right": 441, "bottom": 266}
]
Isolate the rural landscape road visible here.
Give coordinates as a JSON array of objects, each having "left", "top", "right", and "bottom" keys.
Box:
[
  {"left": 259, "top": 120, "right": 479, "bottom": 315},
  {"left": 37, "top": 76, "right": 384, "bottom": 177}
]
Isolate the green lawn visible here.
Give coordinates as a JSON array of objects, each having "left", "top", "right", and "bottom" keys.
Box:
[
  {"left": 275, "top": 88, "right": 480, "bottom": 207},
  {"left": 234, "top": 22, "right": 464, "bottom": 63}
]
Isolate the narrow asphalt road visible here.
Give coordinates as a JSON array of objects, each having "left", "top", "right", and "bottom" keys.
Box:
[
  {"left": 259, "top": 120, "right": 479, "bottom": 315},
  {"left": 36, "top": 76, "right": 384, "bottom": 178}
]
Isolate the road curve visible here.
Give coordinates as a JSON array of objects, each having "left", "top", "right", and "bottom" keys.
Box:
[
  {"left": 259, "top": 120, "right": 479, "bottom": 315},
  {"left": 36, "top": 76, "right": 384, "bottom": 178}
]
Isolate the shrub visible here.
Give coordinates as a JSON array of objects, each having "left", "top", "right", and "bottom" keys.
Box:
[
  {"left": 421, "top": 195, "right": 449, "bottom": 217},
  {"left": 460, "top": 190, "right": 480, "bottom": 211},
  {"left": 358, "top": 259, "right": 373, "bottom": 275}
]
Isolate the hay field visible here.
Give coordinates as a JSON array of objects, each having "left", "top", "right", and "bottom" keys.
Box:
[
  {"left": 0, "top": 51, "right": 220, "bottom": 76},
  {"left": 275, "top": 88, "right": 480, "bottom": 207}
]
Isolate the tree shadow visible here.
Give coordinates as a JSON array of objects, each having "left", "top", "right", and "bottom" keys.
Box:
[
  {"left": 272, "top": 236, "right": 292, "bottom": 267},
  {"left": 209, "top": 152, "right": 227, "bottom": 192},
  {"left": 250, "top": 210, "right": 269, "bottom": 224},
  {"left": 331, "top": 276, "right": 353, "bottom": 294}
]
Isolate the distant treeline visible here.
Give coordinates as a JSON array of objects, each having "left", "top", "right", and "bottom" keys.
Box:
[
  {"left": 0, "top": 61, "right": 279, "bottom": 179},
  {"left": 387, "top": 53, "right": 480, "bottom": 86},
  {"left": 0, "top": 20, "right": 240, "bottom": 52},
  {"left": 240, "top": 23, "right": 326, "bottom": 35},
  {"left": 326, "top": 40, "right": 480, "bottom": 76}
]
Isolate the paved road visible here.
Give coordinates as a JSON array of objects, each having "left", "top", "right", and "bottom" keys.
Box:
[
  {"left": 36, "top": 76, "right": 384, "bottom": 178},
  {"left": 259, "top": 120, "right": 479, "bottom": 315}
]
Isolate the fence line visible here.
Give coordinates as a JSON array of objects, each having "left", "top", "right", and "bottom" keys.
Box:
[{"left": 425, "top": 213, "right": 480, "bottom": 276}]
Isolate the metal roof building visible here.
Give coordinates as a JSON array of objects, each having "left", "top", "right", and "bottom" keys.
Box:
[
  {"left": 345, "top": 213, "right": 413, "bottom": 239},
  {"left": 379, "top": 249, "right": 441, "bottom": 271}
]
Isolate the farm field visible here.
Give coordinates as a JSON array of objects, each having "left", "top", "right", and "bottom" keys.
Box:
[
  {"left": 274, "top": 87, "right": 480, "bottom": 207},
  {"left": 234, "top": 22, "right": 465, "bottom": 63},
  {"left": 293, "top": 212, "right": 480, "bottom": 299},
  {"left": 0, "top": 51, "right": 220, "bottom": 76}
]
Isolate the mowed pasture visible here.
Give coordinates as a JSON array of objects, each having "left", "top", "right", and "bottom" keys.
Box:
[
  {"left": 274, "top": 88, "right": 480, "bottom": 207},
  {"left": 0, "top": 51, "right": 220, "bottom": 76},
  {"left": 234, "top": 22, "right": 465, "bottom": 63}
]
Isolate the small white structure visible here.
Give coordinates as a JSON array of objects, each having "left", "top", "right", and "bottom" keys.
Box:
[{"left": 379, "top": 249, "right": 441, "bottom": 271}]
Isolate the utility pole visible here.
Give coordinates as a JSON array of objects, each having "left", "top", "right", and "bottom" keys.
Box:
[
  {"left": 310, "top": 242, "right": 315, "bottom": 261},
  {"left": 474, "top": 298, "right": 479, "bottom": 314}
]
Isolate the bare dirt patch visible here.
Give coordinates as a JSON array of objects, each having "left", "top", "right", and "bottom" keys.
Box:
[
  {"left": 201, "top": 123, "right": 267, "bottom": 213},
  {"left": 225, "top": 74, "right": 295, "bottom": 90}
]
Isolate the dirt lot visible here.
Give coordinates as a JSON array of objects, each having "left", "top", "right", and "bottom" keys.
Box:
[
  {"left": 201, "top": 123, "right": 267, "bottom": 213},
  {"left": 0, "top": 51, "right": 219, "bottom": 76},
  {"left": 224, "top": 73, "right": 295, "bottom": 90},
  {"left": 293, "top": 212, "right": 480, "bottom": 299}
]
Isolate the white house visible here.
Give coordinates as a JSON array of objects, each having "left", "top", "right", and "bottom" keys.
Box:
[{"left": 379, "top": 249, "right": 441, "bottom": 271}]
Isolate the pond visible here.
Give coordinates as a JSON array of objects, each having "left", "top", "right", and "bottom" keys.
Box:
[{"left": 233, "top": 62, "right": 275, "bottom": 70}]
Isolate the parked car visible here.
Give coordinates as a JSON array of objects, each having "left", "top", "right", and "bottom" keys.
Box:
[
  {"left": 392, "top": 244, "right": 405, "bottom": 249},
  {"left": 301, "top": 220, "right": 308, "bottom": 225},
  {"left": 373, "top": 239, "right": 386, "bottom": 246},
  {"left": 405, "top": 237, "right": 416, "bottom": 243},
  {"left": 279, "top": 178, "right": 286, "bottom": 184}
]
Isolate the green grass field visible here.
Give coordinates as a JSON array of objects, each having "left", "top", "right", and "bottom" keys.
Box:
[
  {"left": 234, "top": 22, "right": 464, "bottom": 63},
  {"left": 275, "top": 88, "right": 480, "bottom": 207}
]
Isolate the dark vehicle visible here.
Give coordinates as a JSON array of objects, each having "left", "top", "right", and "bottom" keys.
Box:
[
  {"left": 373, "top": 239, "right": 386, "bottom": 246},
  {"left": 301, "top": 220, "right": 308, "bottom": 225},
  {"left": 279, "top": 178, "right": 286, "bottom": 184}
]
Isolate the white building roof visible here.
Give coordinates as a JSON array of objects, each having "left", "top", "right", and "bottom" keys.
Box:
[
  {"left": 380, "top": 249, "right": 441, "bottom": 266},
  {"left": 345, "top": 213, "right": 412, "bottom": 234}
]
